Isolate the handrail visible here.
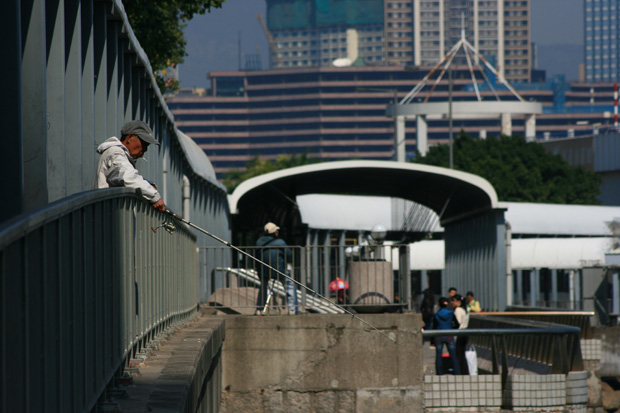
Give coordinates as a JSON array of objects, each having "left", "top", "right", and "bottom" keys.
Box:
[
  {"left": 423, "top": 326, "right": 583, "bottom": 390},
  {"left": 0, "top": 188, "right": 195, "bottom": 249},
  {"left": 1, "top": 190, "right": 199, "bottom": 412},
  {"left": 422, "top": 327, "right": 581, "bottom": 337}
]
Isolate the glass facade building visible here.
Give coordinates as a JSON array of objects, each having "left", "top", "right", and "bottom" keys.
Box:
[{"left": 585, "top": 0, "right": 620, "bottom": 82}]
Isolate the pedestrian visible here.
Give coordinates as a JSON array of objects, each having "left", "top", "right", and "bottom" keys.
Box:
[
  {"left": 255, "top": 222, "right": 297, "bottom": 315},
  {"left": 447, "top": 287, "right": 458, "bottom": 309},
  {"left": 466, "top": 291, "right": 482, "bottom": 313},
  {"left": 94, "top": 120, "right": 166, "bottom": 212},
  {"left": 451, "top": 294, "right": 470, "bottom": 375},
  {"left": 433, "top": 297, "right": 461, "bottom": 375},
  {"left": 420, "top": 289, "right": 436, "bottom": 343}
]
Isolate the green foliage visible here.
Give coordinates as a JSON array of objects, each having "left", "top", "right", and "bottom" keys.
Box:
[
  {"left": 123, "top": 0, "right": 226, "bottom": 93},
  {"left": 223, "top": 153, "right": 319, "bottom": 193},
  {"left": 414, "top": 133, "right": 601, "bottom": 204}
]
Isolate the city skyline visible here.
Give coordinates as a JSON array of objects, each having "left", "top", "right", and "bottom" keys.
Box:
[{"left": 179, "top": 0, "right": 584, "bottom": 88}]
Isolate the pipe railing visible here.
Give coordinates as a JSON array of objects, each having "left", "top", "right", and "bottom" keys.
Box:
[
  {"left": 482, "top": 310, "right": 595, "bottom": 339},
  {"left": 0, "top": 188, "right": 199, "bottom": 412},
  {"left": 423, "top": 325, "right": 583, "bottom": 390}
]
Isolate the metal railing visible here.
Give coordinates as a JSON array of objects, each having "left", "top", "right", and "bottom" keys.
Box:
[
  {"left": 423, "top": 324, "right": 583, "bottom": 389},
  {"left": 467, "top": 315, "right": 585, "bottom": 373},
  {"left": 0, "top": 189, "right": 199, "bottom": 412},
  {"left": 483, "top": 309, "right": 595, "bottom": 339},
  {"left": 201, "top": 244, "right": 408, "bottom": 313}
]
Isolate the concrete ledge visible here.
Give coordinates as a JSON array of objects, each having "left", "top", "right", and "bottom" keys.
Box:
[
  {"left": 116, "top": 315, "right": 225, "bottom": 413},
  {"left": 221, "top": 313, "right": 423, "bottom": 413}
]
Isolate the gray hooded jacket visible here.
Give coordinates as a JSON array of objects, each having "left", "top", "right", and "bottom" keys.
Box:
[{"left": 94, "top": 137, "right": 161, "bottom": 203}]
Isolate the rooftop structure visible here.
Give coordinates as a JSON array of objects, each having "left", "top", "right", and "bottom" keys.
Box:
[{"left": 167, "top": 67, "right": 618, "bottom": 178}]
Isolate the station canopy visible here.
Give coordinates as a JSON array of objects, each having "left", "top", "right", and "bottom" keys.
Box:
[{"left": 229, "top": 160, "right": 499, "bottom": 239}]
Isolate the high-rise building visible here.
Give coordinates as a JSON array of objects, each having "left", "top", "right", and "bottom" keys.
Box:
[
  {"left": 585, "top": 0, "right": 620, "bottom": 82},
  {"left": 266, "top": 0, "right": 532, "bottom": 82}
]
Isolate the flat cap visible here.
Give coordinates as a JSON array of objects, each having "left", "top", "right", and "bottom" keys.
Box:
[{"left": 121, "top": 120, "right": 159, "bottom": 145}]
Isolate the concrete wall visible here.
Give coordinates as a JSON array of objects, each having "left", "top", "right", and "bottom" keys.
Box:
[
  {"left": 593, "top": 326, "right": 620, "bottom": 377},
  {"left": 220, "top": 314, "right": 423, "bottom": 413}
]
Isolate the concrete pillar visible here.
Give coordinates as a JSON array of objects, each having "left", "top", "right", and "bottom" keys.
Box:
[
  {"left": 416, "top": 115, "right": 428, "bottom": 156},
  {"left": 525, "top": 114, "right": 536, "bottom": 142},
  {"left": 501, "top": 113, "right": 512, "bottom": 136},
  {"left": 395, "top": 116, "right": 406, "bottom": 162}
]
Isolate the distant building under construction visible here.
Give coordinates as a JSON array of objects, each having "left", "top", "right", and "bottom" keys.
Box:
[{"left": 265, "top": 0, "right": 532, "bottom": 83}]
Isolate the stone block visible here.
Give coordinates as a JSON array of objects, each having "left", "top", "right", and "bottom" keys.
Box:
[{"left": 285, "top": 391, "right": 311, "bottom": 413}]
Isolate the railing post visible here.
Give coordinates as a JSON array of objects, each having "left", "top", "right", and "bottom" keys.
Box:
[
  {"left": 301, "top": 245, "right": 307, "bottom": 311},
  {"left": 491, "top": 335, "right": 499, "bottom": 375},
  {"left": 500, "top": 335, "right": 509, "bottom": 390}
]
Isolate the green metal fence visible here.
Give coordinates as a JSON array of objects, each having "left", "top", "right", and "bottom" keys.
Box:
[{"left": 0, "top": 189, "right": 199, "bottom": 412}]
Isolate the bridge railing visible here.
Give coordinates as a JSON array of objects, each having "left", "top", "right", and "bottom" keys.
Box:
[
  {"left": 0, "top": 188, "right": 199, "bottom": 412},
  {"left": 202, "top": 244, "right": 407, "bottom": 314},
  {"left": 467, "top": 315, "right": 585, "bottom": 373}
]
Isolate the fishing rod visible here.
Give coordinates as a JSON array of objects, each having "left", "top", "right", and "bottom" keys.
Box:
[{"left": 157, "top": 209, "right": 397, "bottom": 344}]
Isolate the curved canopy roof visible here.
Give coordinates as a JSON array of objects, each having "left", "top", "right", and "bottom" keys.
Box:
[
  {"left": 229, "top": 160, "right": 499, "bottom": 231},
  {"left": 176, "top": 130, "right": 225, "bottom": 191}
]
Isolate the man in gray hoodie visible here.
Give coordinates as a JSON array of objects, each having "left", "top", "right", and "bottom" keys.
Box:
[{"left": 94, "top": 120, "right": 166, "bottom": 212}]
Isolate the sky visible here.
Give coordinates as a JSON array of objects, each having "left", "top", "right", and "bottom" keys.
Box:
[{"left": 179, "top": 0, "right": 584, "bottom": 89}]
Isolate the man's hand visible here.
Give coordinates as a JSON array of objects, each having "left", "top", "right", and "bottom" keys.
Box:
[{"left": 152, "top": 199, "right": 166, "bottom": 212}]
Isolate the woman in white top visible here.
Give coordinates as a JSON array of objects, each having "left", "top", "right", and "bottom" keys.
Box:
[{"left": 450, "top": 294, "right": 469, "bottom": 374}]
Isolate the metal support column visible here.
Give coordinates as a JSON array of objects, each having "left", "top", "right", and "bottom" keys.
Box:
[
  {"left": 22, "top": 0, "right": 49, "bottom": 211},
  {"left": 514, "top": 270, "right": 522, "bottom": 305},
  {"left": 421, "top": 270, "right": 428, "bottom": 291},
  {"left": 1, "top": 0, "right": 24, "bottom": 221},
  {"left": 501, "top": 112, "right": 512, "bottom": 136},
  {"left": 416, "top": 115, "right": 428, "bottom": 156},
  {"left": 322, "top": 230, "right": 331, "bottom": 296},
  {"left": 551, "top": 269, "right": 558, "bottom": 307},
  {"left": 530, "top": 269, "right": 538, "bottom": 307},
  {"left": 613, "top": 270, "right": 619, "bottom": 316}
]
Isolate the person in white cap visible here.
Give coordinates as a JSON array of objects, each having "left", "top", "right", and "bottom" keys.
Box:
[
  {"left": 255, "top": 222, "right": 297, "bottom": 314},
  {"left": 94, "top": 120, "right": 166, "bottom": 212}
]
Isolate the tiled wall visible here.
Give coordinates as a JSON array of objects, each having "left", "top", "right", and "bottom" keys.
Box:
[
  {"left": 424, "top": 375, "right": 502, "bottom": 409},
  {"left": 503, "top": 374, "right": 566, "bottom": 409},
  {"left": 424, "top": 372, "right": 589, "bottom": 412},
  {"left": 580, "top": 339, "right": 602, "bottom": 361},
  {"left": 565, "top": 371, "right": 589, "bottom": 405}
]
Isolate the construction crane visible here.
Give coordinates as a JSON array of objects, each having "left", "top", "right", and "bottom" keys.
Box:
[{"left": 257, "top": 14, "right": 282, "bottom": 69}]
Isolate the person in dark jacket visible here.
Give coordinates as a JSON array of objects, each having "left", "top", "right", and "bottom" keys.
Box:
[
  {"left": 255, "top": 222, "right": 294, "bottom": 314},
  {"left": 420, "top": 289, "right": 436, "bottom": 343},
  {"left": 433, "top": 297, "right": 461, "bottom": 375}
]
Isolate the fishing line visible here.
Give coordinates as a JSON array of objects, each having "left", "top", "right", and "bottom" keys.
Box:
[{"left": 161, "top": 209, "right": 397, "bottom": 343}]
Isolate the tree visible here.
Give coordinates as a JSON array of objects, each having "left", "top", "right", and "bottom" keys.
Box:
[
  {"left": 414, "top": 133, "right": 601, "bottom": 204},
  {"left": 223, "top": 153, "right": 319, "bottom": 193},
  {"left": 123, "top": 0, "right": 226, "bottom": 93}
]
